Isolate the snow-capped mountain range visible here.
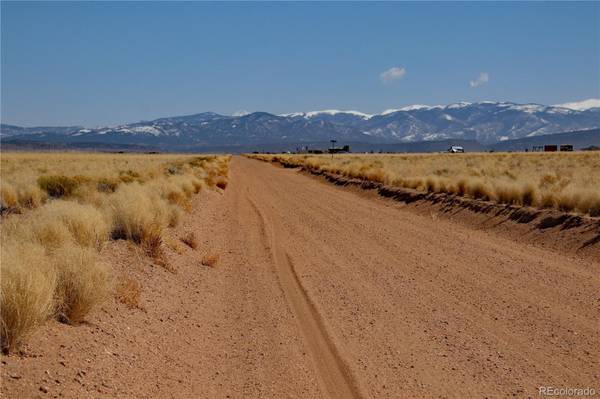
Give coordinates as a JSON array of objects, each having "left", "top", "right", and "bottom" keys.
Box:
[{"left": 2, "top": 99, "right": 599, "bottom": 148}]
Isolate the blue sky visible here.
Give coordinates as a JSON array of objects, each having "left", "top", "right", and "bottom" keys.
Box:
[{"left": 1, "top": 1, "right": 598, "bottom": 127}]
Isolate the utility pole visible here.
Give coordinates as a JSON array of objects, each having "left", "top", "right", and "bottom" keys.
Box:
[{"left": 330, "top": 139, "right": 337, "bottom": 159}]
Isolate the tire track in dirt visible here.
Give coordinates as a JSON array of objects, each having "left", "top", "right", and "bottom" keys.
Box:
[
  {"left": 237, "top": 157, "right": 600, "bottom": 397},
  {"left": 247, "top": 195, "right": 364, "bottom": 399},
  {"left": 6, "top": 156, "right": 596, "bottom": 398}
]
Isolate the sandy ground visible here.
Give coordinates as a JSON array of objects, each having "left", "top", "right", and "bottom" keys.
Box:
[{"left": 2, "top": 156, "right": 599, "bottom": 398}]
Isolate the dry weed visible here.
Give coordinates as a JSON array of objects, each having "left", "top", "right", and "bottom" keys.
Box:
[
  {"left": 155, "top": 254, "right": 176, "bottom": 273},
  {"left": 201, "top": 252, "right": 220, "bottom": 267},
  {"left": 181, "top": 232, "right": 198, "bottom": 249},
  {"left": 164, "top": 237, "right": 186, "bottom": 255}
]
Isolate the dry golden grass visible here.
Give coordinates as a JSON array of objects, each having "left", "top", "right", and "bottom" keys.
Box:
[
  {"left": 0, "top": 152, "right": 230, "bottom": 352},
  {"left": 0, "top": 240, "right": 56, "bottom": 353},
  {"left": 1, "top": 152, "right": 230, "bottom": 212},
  {"left": 52, "top": 247, "right": 109, "bottom": 324},
  {"left": 116, "top": 275, "right": 142, "bottom": 309},
  {"left": 251, "top": 152, "right": 600, "bottom": 216},
  {"left": 37, "top": 175, "right": 80, "bottom": 198},
  {"left": 40, "top": 200, "right": 110, "bottom": 250},
  {"left": 108, "top": 183, "right": 171, "bottom": 243}
]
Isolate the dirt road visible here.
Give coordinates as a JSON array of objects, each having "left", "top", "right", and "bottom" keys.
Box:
[{"left": 3, "top": 156, "right": 599, "bottom": 398}]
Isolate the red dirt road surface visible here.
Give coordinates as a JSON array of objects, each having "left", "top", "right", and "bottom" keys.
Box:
[{"left": 2, "top": 156, "right": 599, "bottom": 398}]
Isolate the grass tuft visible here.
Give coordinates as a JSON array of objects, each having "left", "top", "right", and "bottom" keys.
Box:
[
  {"left": 37, "top": 175, "right": 79, "bottom": 198},
  {"left": 141, "top": 223, "right": 164, "bottom": 259},
  {"left": 109, "top": 184, "right": 169, "bottom": 243},
  {"left": 116, "top": 275, "right": 142, "bottom": 309},
  {"left": 43, "top": 200, "right": 111, "bottom": 250},
  {"left": 0, "top": 241, "right": 57, "bottom": 354},
  {"left": 52, "top": 246, "right": 108, "bottom": 324}
]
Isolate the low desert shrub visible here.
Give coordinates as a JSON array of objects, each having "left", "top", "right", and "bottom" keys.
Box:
[
  {"left": 37, "top": 175, "right": 80, "bottom": 198},
  {"left": 0, "top": 241, "right": 57, "bottom": 353}
]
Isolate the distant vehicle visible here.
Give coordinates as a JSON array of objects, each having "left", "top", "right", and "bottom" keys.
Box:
[
  {"left": 559, "top": 144, "right": 573, "bottom": 152},
  {"left": 328, "top": 145, "right": 350, "bottom": 154},
  {"left": 447, "top": 146, "right": 464, "bottom": 153},
  {"left": 544, "top": 144, "right": 558, "bottom": 152}
]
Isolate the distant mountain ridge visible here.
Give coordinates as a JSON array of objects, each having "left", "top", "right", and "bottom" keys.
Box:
[{"left": 2, "top": 100, "right": 599, "bottom": 150}]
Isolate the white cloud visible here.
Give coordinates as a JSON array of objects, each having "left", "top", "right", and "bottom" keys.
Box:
[
  {"left": 380, "top": 67, "right": 406, "bottom": 83},
  {"left": 233, "top": 110, "right": 250, "bottom": 116},
  {"left": 470, "top": 72, "right": 489, "bottom": 88}
]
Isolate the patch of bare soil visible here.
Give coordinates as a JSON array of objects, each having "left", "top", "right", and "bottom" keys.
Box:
[{"left": 2, "top": 157, "right": 599, "bottom": 398}]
